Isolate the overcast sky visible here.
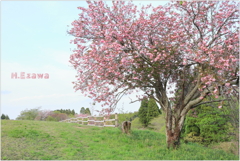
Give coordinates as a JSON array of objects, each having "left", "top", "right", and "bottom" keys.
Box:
[{"left": 1, "top": 1, "right": 168, "bottom": 120}]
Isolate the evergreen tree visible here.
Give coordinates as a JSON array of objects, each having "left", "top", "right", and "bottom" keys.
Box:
[
  {"left": 148, "top": 98, "right": 161, "bottom": 118},
  {"left": 85, "top": 108, "right": 91, "bottom": 115},
  {"left": 80, "top": 107, "right": 85, "bottom": 114},
  {"left": 5, "top": 115, "right": 10, "bottom": 120},
  {"left": 72, "top": 109, "right": 75, "bottom": 115},
  {"left": 138, "top": 98, "right": 149, "bottom": 127},
  {"left": 1, "top": 114, "right": 6, "bottom": 119},
  {"left": 138, "top": 98, "right": 161, "bottom": 127},
  {"left": 67, "top": 109, "right": 70, "bottom": 115}
]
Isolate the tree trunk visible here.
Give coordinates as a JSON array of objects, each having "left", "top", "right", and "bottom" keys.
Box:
[
  {"left": 165, "top": 106, "right": 186, "bottom": 149},
  {"left": 166, "top": 124, "right": 182, "bottom": 149}
]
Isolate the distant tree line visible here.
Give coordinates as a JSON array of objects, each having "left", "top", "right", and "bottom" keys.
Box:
[
  {"left": 1, "top": 114, "right": 10, "bottom": 120},
  {"left": 54, "top": 109, "right": 76, "bottom": 115}
]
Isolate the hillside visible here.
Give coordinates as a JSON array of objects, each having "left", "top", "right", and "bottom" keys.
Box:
[
  {"left": 131, "top": 114, "right": 166, "bottom": 134},
  {"left": 1, "top": 120, "right": 238, "bottom": 160}
]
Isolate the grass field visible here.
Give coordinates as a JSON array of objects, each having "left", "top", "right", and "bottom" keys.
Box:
[
  {"left": 132, "top": 114, "right": 239, "bottom": 155},
  {"left": 1, "top": 120, "right": 239, "bottom": 160}
]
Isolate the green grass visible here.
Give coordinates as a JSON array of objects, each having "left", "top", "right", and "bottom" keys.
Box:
[
  {"left": 1, "top": 120, "right": 239, "bottom": 160},
  {"left": 131, "top": 115, "right": 166, "bottom": 134}
]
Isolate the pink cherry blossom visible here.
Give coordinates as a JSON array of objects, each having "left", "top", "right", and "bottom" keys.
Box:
[{"left": 225, "top": 83, "right": 230, "bottom": 87}]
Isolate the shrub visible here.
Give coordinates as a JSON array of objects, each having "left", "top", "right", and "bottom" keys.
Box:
[
  {"left": 16, "top": 107, "right": 41, "bottom": 120},
  {"left": 184, "top": 132, "right": 204, "bottom": 143},
  {"left": 46, "top": 116, "right": 58, "bottom": 122},
  {"left": 183, "top": 105, "right": 231, "bottom": 145}
]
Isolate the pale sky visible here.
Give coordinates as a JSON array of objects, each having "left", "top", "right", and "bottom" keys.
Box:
[{"left": 1, "top": 1, "right": 169, "bottom": 120}]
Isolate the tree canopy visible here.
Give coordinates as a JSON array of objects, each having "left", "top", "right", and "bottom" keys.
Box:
[{"left": 69, "top": 1, "right": 238, "bottom": 107}]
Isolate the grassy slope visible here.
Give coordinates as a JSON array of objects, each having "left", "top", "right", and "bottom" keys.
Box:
[
  {"left": 132, "top": 114, "right": 239, "bottom": 156},
  {"left": 131, "top": 114, "right": 166, "bottom": 134},
  {"left": 1, "top": 120, "right": 239, "bottom": 160}
]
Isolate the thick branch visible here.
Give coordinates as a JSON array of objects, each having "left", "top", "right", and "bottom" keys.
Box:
[
  {"left": 180, "top": 86, "right": 214, "bottom": 117},
  {"left": 184, "top": 70, "right": 201, "bottom": 105}
]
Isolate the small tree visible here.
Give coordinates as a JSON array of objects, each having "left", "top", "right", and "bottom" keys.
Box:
[
  {"left": 35, "top": 110, "right": 52, "bottom": 121},
  {"left": 5, "top": 115, "right": 10, "bottom": 120},
  {"left": 72, "top": 109, "right": 75, "bottom": 115},
  {"left": 148, "top": 98, "right": 161, "bottom": 118},
  {"left": 138, "top": 98, "right": 150, "bottom": 127},
  {"left": 85, "top": 108, "right": 91, "bottom": 115},
  {"left": 1, "top": 114, "right": 6, "bottom": 119},
  {"left": 80, "top": 107, "right": 86, "bottom": 114},
  {"left": 66, "top": 109, "right": 70, "bottom": 115},
  {"left": 58, "top": 113, "right": 68, "bottom": 121},
  {"left": 16, "top": 107, "right": 41, "bottom": 120},
  {"left": 138, "top": 98, "right": 161, "bottom": 127}
]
